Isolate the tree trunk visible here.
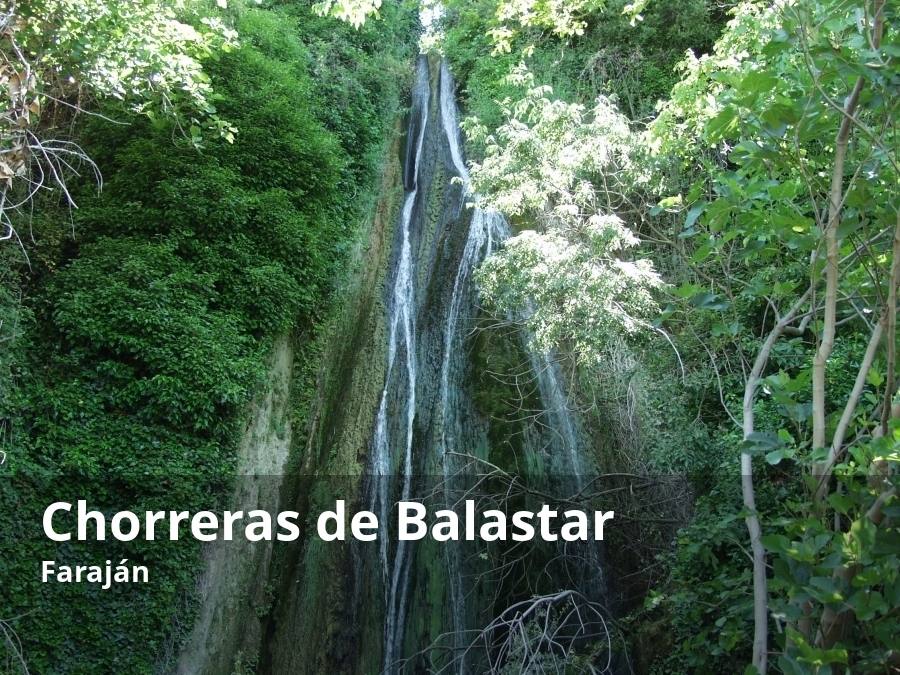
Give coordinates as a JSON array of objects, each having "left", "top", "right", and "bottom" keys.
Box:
[
  {"left": 742, "top": 291, "right": 810, "bottom": 673},
  {"left": 810, "top": 75, "right": 864, "bottom": 503}
]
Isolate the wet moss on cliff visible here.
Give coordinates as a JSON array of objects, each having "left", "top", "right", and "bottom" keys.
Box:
[{"left": 257, "top": 116, "right": 408, "bottom": 675}]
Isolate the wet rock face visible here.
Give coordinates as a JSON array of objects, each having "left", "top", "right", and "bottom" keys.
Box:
[
  {"left": 252, "top": 55, "right": 497, "bottom": 674},
  {"left": 174, "top": 336, "right": 295, "bottom": 675}
]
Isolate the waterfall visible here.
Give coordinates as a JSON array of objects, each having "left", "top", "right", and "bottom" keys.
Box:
[
  {"left": 529, "top": 349, "right": 587, "bottom": 481},
  {"left": 370, "top": 56, "right": 506, "bottom": 673},
  {"left": 367, "top": 56, "right": 602, "bottom": 673},
  {"left": 261, "top": 55, "right": 609, "bottom": 675},
  {"left": 435, "top": 61, "right": 503, "bottom": 673},
  {"left": 369, "top": 56, "right": 429, "bottom": 672},
  {"left": 436, "top": 59, "right": 601, "bottom": 668}
]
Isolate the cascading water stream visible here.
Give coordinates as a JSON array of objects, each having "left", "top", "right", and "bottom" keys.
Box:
[
  {"left": 436, "top": 64, "right": 506, "bottom": 470},
  {"left": 369, "top": 56, "right": 429, "bottom": 673},
  {"left": 524, "top": 324, "right": 606, "bottom": 600},
  {"left": 529, "top": 349, "right": 587, "bottom": 481},
  {"left": 435, "top": 61, "right": 499, "bottom": 671},
  {"left": 436, "top": 60, "right": 601, "bottom": 667},
  {"left": 370, "top": 57, "right": 510, "bottom": 673}
]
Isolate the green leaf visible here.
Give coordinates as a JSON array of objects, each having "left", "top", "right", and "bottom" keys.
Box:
[
  {"left": 765, "top": 449, "right": 785, "bottom": 465},
  {"left": 847, "top": 590, "right": 887, "bottom": 621},
  {"left": 741, "top": 70, "right": 779, "bottom": 95},
  {"left": 673, "top": 283, "right": 703, "bottom": 299},
  {"left": 762, "top": 533, "right": 792, "bottom": 555},
  {"left": 684, "top": 202, "right": 706, "bottom": 230},
  {"left": 658, "top": 194, "right": 683, "bottom": 209},
  {"left": 689, "top": 291, "right": 730, "bottom": 311},
  {"left": 744, "top": 431, "right": 782, "bottom": 454},
  {"left": 866, "top": 365, "right": 884, "bottom": 387},
  {"left": 807, "top": 576, "right": 843, "bottom": 604},
  {"left": 706, "top": 106, "right": 740, "bottom": 141},
  {"left": 827, "top": 492, "right": 854, "bottom": 515}
]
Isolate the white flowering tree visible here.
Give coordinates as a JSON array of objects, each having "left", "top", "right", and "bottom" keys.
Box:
[{"left": 469, "top": 67, "right": 662, "bottom": 364}]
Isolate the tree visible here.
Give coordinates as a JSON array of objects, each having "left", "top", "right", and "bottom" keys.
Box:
[
  {"left": 312, "top": 0, "right": 384, "bottom": 28},
  {"left": 0, "top": 0, "right": 237, "bottom": 243},
  {"left": 468, "top": 66, "right": 662, "bottom": 365},
  {"left": 651, "top": 0, "right": 897, "bottom": 669}
]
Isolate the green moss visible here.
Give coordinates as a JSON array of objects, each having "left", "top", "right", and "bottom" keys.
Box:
[
  {"left": 470, "top": 320, "right": 543, "bottom": 470},
  {"left": 257, "top": 116, "right": 408, "bottom": 674}
]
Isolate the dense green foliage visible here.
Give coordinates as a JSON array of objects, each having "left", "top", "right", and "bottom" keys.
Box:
[
  {"left": 434, "top": 0, "right": 898, "bottom": 672},
  {"left": 2, "top": 0, "right": 896, "bottom": 672},
  {"left": 440, "top": 0, "right": 723, "bottom": 136},
  {"left": 645, "top": 2, "right": 897, "bottom": 670},
  {"left": 0, "top": 0, "right": 240, "bottom": 252},
  {"left": 0, "top": 1, "right": 414, "bottom": 671}
]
